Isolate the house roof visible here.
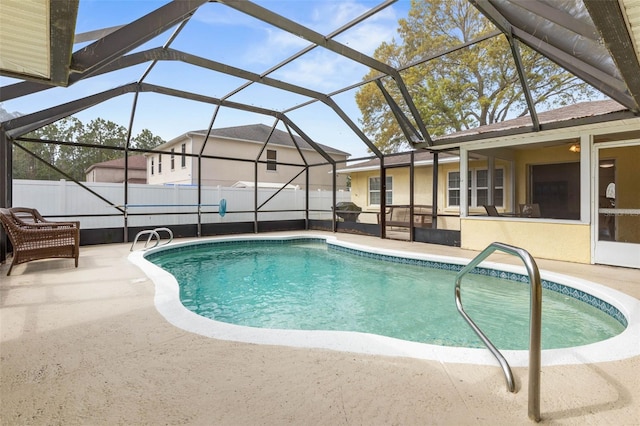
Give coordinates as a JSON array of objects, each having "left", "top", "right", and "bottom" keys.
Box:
[
  {"left": 338, "top": 100, "right": 627, "bottom": 173},
  {"left": 85, "top": 154, "right": 147, "bottom": 173},
  {"left": 433, "top": 100, "right": 629, "bottom": 145},
  {"left": 161, "top": 124, "right": 349, "bottom": 157},
  {"left": 338, "top": 150, "right": 459, "bottom": 173}
]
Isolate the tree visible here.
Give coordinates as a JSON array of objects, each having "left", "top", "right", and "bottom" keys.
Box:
[
  {"left": 11, "top": 115, "right": 165, "bottom": 182},
  {"left": 13, "top": 117, "right": 84, "bottom": 180},
  {"left": 131, "top": 128, "right": 164, "bottom": 151},
  {"left": 355, "top": 0, "right": 597, "bottom": 153},
  {"left": 53, "top": 118, "right": 127, "bottom": 181}
]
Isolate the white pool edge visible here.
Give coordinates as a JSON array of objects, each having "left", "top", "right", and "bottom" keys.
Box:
[{"left": 128, "top": 234, "right": 640, "bottom": 367}]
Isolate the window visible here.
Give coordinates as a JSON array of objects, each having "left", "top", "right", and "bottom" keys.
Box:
[
  {"left": 448, "top": 169, "right": 504, "bottom": 207},
  {"left": 181, "top": 143, "right": 186, "bottom": 168},
  {"left": 151, "top": 158, "right": 154, "bottom": 176},
  {"left": 475, "top": 169, "right": 488, "bottom": 206},
  {"left": 494, "top": 169, "right": 504, "bottom": 206},
  {"left": 266, "top": 149, "right": 277, "bottom": 171},
  {"left": 170, "top": 148, "right": 175, "bottom": 171},
  {"left": 448, "top": 172, "right": 460, "bottom": 206},
  {"left": 158, "top": 154, "right": 162, "bottom": 174},
  {"left": 369, "top": 176, "right": 393, "bottom": 205}
]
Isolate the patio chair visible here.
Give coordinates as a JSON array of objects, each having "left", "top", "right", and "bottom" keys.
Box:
[
  {"left": 0, "top": 207, "right": 80, "bottom": 275},
  {"left": 483, "top": 205, "right": 500, "bottom": 216}
]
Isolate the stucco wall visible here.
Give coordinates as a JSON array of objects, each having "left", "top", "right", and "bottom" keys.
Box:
[
  {"left": 86, "top": 167, "right": 146, "bottom": 183},
  {"left": 349, "top": 167, "right": 434, "bottom": 224},
  {"left": 349, "top": 158, "right": 512, "bottom": 225},
  {"left": 461, "top": 218, "right": 591, "bottom": 263}
]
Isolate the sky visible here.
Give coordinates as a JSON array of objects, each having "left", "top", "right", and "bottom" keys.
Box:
[{"left": 1, "top": 0, "right": 413, "bottom": 159}]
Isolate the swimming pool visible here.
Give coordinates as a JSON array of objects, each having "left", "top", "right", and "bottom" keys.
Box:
[{"left": 130, "top": 234, "right": 640, "bottom": 366}]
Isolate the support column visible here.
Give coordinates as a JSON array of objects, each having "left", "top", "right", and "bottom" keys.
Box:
[
  {"left": 488, "top": 156, "right": 495, "bottom": 206},
  {"left": 380, "top": 157, "right": 386, "bottom": 239},
  {"left": 409, "top": 151, "right": 415, "bottom": 242},
  {"left": 432, "top": 152, "right": 438, "bottom": 229},
  {"left": 0, "top": 128, "right": 10, "bottom": 264},
  {"left": 460, "top": 148, "right": 469, "bottom": 218}
]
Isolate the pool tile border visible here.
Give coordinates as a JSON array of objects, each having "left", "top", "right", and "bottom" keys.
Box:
[
  {"left": 146, "top": 237, "right": 627, "bottom": 328},
  {"left": 328, "top": 243, "right": 628, "bottom": 328}
]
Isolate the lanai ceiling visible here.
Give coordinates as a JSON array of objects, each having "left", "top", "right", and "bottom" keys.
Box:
[{"left": 1, "top": 0, "right": 640, "bottom": 154}]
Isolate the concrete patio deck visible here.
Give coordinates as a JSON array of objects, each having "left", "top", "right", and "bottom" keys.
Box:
[{"left": 1, "top": 231, "right": 639, "bottom": 425}]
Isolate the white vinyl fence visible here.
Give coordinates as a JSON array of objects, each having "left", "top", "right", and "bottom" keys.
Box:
[{"left": 12, "top": 180, "right": 351, "bottom": 229}]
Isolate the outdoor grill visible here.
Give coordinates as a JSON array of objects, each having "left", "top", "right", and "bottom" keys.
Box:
[{"left": 334, "top": 202, "right": 362, "bottom": 222}]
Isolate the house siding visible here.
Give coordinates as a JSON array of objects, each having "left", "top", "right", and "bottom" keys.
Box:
[{"left": 148, "top": 133, "right": 347, "bottom": 191}]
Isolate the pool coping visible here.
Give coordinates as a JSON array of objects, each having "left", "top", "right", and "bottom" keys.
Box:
[{"left": 128, "top": 234, "right": 640, "bottom": 367}]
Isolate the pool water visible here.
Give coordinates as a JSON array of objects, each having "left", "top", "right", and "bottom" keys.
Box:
[{"left": 148, "top": 240, "right": 625, "bottom": 350}]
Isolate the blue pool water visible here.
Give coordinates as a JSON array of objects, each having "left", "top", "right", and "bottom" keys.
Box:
[{"left": 147, "top": 239, "right": 625, "bottom": 350}]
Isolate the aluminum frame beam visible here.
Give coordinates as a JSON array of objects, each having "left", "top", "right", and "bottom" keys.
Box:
[
  {"left": 70, "top": 0, "right": 207, "bottom": 75},
  {"left": 217, "top": 0, "right": 432, "bottom": 145},
  {"left": 0, "top": 1, "right": 79, "bottom": 86},
  {"left": 507, "top": 35, "right": 539, "bottom": 130},
  {"left": 583, "top": 0, "right": 640, "bottom": 112},
  {"left": 375, "top": 80, "right": 423, "bottom": 145},
  {"left": 221, "top": 0, "right": 398, "bottom": 102},
  {"left": 49, "top": 1, "right": 80, "bottom": 86},
  {"left": 3, "top": 0, "right": 639, "bottom": 161},
  {"left": 3, "top": 85, "right": 139, "bottom": 138},
  {"left": 1, "top": 46, "right": 382, "bottom": 157},
  {"left": 471, "top": 0, "right": 638, "bottom": 112},
  {"left": 2, "top": 81, "right": 338, "bottom": 165},
  {"left": 509, "top": 0, "right": 599, "bottom": 41}
]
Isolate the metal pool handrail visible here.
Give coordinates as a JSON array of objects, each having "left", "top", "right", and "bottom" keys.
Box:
[
  {"left": 130, "top": 227, "right": 174, "bottom": 251},
  {"left": 454, "top": 242, "right": 542, "bottom": 422}
]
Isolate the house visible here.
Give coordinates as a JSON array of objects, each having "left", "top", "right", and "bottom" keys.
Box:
[
  {"left": 146, "top": 124, "right": 350, "bottom": 191},
  {"left": 338, "top": 100, "right": 640, "bottom": 268},
  {"left": 337, "top": 150, "right": 466, "bottom": 231},
  {"left": 85, "top": 155, "right": 147, "bottom": 184}
]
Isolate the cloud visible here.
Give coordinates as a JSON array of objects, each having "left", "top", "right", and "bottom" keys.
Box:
[
  {"left": 309, "top": 1, "right": 399, "bottom": 55},
  {"left": 241, "top": 28, "right": 311, "bottom": 66},
  {"left": 268, "top": 49, "right": 370, "bottom": 93},
  {"left": 184, "top": 1, "right": 402, "bottom": 94},
  {"left": 246, "top": 2, "right": 399, "bottom": 82},
  {"left": 193, "top": 3, "right": 259, "bottom": 28},
  {"left": 335, "top": 21, "right": 398, "bottom": 56}
]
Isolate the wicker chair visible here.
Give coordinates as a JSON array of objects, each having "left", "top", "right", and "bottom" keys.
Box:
[{"left": 0, "top": 207, "right": 80, "bottom": 275}]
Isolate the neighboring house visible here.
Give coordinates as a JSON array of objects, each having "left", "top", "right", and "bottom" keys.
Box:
[
  {"left": 85, "top": 155, "right": 147, "bottom": 184},
  {"left": 146, "top": 124, "right": 350, "bottom": 191},
  {"left": 338, "top": 100, "right": 640, "bottom": 268}
]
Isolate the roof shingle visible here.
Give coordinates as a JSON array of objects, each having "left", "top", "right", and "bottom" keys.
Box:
[{"left": 189, "top": 124, "right": 350, "bottom": 156}]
